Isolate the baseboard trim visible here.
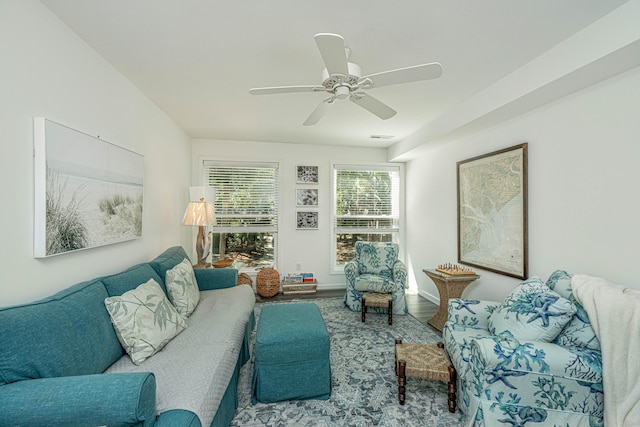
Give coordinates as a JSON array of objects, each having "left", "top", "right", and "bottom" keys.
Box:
[
  {"left": 317, "top": 283, "right": 347, "bottom": 291},
  {"left": 417, "top": 288, "right": 440, "bottom": 305}
]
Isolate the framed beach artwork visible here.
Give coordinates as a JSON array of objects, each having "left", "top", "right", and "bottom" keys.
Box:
[
  {"left": 34, "top": 118, "right": 144, "bottom": 257},
  {"left": 296, "top": 188, "right": 318, "bottom": 207},
  {"left": 296, "top": 165, "right": 318, "bottom": 184},
  {"left": 457, "top": 143, "right": 528, "bottom": 279},
  {"left": 296, "top": 211, "right": 318, "bottom": 230}
]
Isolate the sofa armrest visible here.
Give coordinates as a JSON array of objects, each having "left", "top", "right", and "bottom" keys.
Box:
[
  {"left": 344, "top": 260, "right": 359, "bottom": 287},
  {"left": 393, "top": 260, "right": 408, "bottom": 289},
  {"left": 470, "top": 335, "right": 603, "bottom": 382},
  {"left": 446, "top": 298, "right": 499, "bottom": 329},
  {"left": 194, "top": 268, "right": 238, "bottom": 290},
  {"left": 0, "top": 372, "right": 156, "bottom": 427}
]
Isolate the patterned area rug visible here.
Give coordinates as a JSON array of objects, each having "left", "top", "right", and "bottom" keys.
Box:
[{"left": 230, "top": 297, "right": 462, "bottom": 426}]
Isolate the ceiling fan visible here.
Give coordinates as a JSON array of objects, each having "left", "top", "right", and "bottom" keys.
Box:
[{"left": 249, "top": 33, "right": 443, "bottom": 126}]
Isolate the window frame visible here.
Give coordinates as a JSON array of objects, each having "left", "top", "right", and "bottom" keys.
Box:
[
  {"left": 330, "top": 163, "right": 403, "bottom": 273},
  {"left": 202, "top": 160, "right": 280, "bottom": 272}
]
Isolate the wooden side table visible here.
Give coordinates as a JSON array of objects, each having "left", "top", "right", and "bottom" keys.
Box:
[{"left": 423, "top": 269, "right": 479, "bottom": 332}]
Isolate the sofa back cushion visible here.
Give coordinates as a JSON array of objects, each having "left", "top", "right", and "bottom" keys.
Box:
[
  {"left": 488, "top": 277, "right": 577, "bottom": 342},
  {"left": 102, "top": 263, "right": 166, "bottom": 297},
  {"left": 547, "top": 270, "right": 601, "bottom": 350},
  {"left": 149, "top": 246, "right": 191, "bottom": 282},
  {"left": 355, "top": 241, "right": 398, "bottom": 279},
  {"left": 0, "top": 280, "right": 124, "bottom": 385}
]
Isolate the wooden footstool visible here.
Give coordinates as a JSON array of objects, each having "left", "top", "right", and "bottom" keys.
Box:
[
  {"left": 394, "top": 340, "right": 457, "bottom": 413},
  {"left": 361, "top": 292, "right": 393, "bottom": 325}
]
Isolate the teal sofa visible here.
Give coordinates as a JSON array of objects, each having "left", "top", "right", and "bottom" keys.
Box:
[
  {"left": 0, "top": 246, "right": 256, "bottom": 427},
  {"left": 443, "top": 270, "right": 603, "bottom": 427}
]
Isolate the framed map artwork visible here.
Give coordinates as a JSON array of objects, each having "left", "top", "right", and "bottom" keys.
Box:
[{"left": 457, "top": 143, "right": 528, "bottom": 279}]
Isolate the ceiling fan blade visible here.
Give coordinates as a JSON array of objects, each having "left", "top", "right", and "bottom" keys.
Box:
[
  {"left": 360, "top": 62, "right": 443, "bottom": 89},
  {"left": 303, "top": 98, "right": 334, "bottom": 126},
  {"left": 249, "top": 85, "right": 325, "bottom": 95},
  {"left": 314, "top": 33, "right": 349, "bottom": 76},
  {"left": 350, "top": 93, "right": 396, "bottom": 120}
]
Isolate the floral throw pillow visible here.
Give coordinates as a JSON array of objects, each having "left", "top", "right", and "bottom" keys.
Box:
[
  {"left": 166, "top": 258, "right": 200, "bottom": 318},
  {"left": 488, "top": 278, "right": 577, "bottom": 342},
  {"left": 104, "top": 279, "right": 187, "bottom": 365}
]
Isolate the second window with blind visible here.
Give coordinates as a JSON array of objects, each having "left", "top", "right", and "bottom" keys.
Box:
[
  {"left": 203, "top": 161, "right": 278, "bottom": 269},
  {"left": 332, "top": 164, "right": 401, "bottom": 272}
]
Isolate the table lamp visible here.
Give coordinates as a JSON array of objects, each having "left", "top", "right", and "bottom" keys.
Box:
[{"left": 182, "top": 186, "right": 215, "bottom": 267}]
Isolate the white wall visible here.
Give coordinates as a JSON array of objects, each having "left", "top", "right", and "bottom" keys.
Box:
[
  {"left": 405, "top": 67, "right": 640, "bottom": 304},
  {"left": 191, "top": 139, "right": 395, "bottom": 289},
  {"left": 0, "top": 0, "right": 192, "bottom": 307}
]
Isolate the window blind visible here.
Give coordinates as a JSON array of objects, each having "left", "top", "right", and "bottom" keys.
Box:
[
  {"left": 204, "top": 161, "right": 278, "bottom": 233},
  {"left": 333, "top": 165, "right": 400, "bottom": 233}
]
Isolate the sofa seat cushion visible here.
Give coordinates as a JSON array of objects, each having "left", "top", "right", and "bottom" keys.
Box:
[
  {"left": 105, "top": 285, "right": 255, "bottom": 427},
  {"left": 166, "top": 258, "right": 200, "bottom": 318},
  {"left": 488, "top": 278, "right": 576, "bottom": 342},
  {"left": 105, "top": 279, "right": 187, "bottom": 365},
  {"left": 354, "top": 274, "right": 396, "bottom": 293},
  {"left": 0, "top": 280, "right": 123, "bottom": 385}
]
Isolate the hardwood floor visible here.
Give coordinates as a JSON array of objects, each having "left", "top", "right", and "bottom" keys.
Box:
[{"left": 256, "top": 289, "right": 438, "bottom": 325}]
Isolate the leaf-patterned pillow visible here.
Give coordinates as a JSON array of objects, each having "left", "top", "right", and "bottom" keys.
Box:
[
  {"left": 488, "top": 278, "right": 577, "bottom": 342},
  {"left": 166, "top": 258, "right": 200, "bottom": 317},
  {"left": 104, "top": 279, "right": 187, "bottom": 365}
]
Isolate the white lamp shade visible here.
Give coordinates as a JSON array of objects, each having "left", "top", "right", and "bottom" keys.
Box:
[{"left": 182, "top": 201, "right": 215, "bottom": 226}]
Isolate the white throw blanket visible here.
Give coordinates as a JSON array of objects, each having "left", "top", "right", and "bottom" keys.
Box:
[{"left": 572, "top": 274, "right": 640, "bottom": 427}]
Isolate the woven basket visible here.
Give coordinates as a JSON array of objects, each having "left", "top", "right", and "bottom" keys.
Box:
[
  {"left": 237, "top": 272, "right": 253, "bottom": 287},
  {"left": 256, "top": 268, "right": 280, "bottom": 298}
]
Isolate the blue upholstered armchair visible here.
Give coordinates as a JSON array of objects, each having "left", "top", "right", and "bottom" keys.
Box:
[
  {"left": 343, "top": 241, "right": 407, "bottom": 315},
  {"left": 443, "top": 270, "right": 603, "bottom": 427}
]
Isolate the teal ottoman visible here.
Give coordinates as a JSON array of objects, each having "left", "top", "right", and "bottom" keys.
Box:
[{"left": 252, "top": 303, "right": 331, "bottom": 404}]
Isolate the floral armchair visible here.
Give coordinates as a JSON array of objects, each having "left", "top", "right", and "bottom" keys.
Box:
[
  {"left": 443, "top": 270, "right": 603, "bottom": 427},
  {"left": 343, "top": 241, "right": 407, "bottom": 315}
]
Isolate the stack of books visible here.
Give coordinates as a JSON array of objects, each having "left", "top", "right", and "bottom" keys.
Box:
[{"left": 282, "top": 273, "right": 317, "bottom": 295}]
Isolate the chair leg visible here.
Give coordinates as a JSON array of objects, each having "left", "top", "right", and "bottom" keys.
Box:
[
  {"left": 398, "top": 360, "right": 406, "bottom": 405},
  {"left": 361, "top": 296, "right": 366, "bottom": 322},
  {"left": 388, "top": 299, "right": 393, "bottom": 325},
  {"left": 394, "top": 339, "right": 402, "bottom": 376},
  {"left": 448, "top": 364, "right": 457, "bottom": 413}
]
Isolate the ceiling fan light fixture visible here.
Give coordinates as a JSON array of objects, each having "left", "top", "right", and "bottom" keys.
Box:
[{"left": 335, "top": 85, "right": 350, "bottom": 99}]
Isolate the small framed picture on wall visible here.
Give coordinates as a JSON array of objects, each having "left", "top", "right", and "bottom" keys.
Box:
[
  {"left": 296, "top": 211, "right": 318, "bottom": 230},
  {"left": 296, "top": 165, "right": 318, "bottom": 184},
  {"left": 296, "top": 188, "right": 318, "bottom": 207}
]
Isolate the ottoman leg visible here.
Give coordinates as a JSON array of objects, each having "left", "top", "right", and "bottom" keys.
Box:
[
  {"left": 398, "top": 360, "right": 406, "bottom": 405},
  {"left": 388, "top": 298, "right": 393, "bottom": 325},
  {"left": 361, "top": 296, "right": 366, "bottom": 322}
]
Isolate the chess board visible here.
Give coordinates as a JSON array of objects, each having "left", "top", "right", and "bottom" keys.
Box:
[{"left": 435, "top": 264, "right": 476, "bottom": 276}]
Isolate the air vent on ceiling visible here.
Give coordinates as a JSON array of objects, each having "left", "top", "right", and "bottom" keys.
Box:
[{"left": 369, "top": 134, "right": 394, "bottom": 140}]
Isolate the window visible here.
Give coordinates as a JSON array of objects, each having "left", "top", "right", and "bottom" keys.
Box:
[
  {"left": 332, "top": 164, "right": 400, "bottom": 270},
  {"left": 204, "top": 161, "right": 278, "bottom": 269}
]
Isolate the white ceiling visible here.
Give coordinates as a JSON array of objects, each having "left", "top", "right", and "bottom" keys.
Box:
[{"left": 41, "top": 0, "right": 628, "bottom": 148}]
